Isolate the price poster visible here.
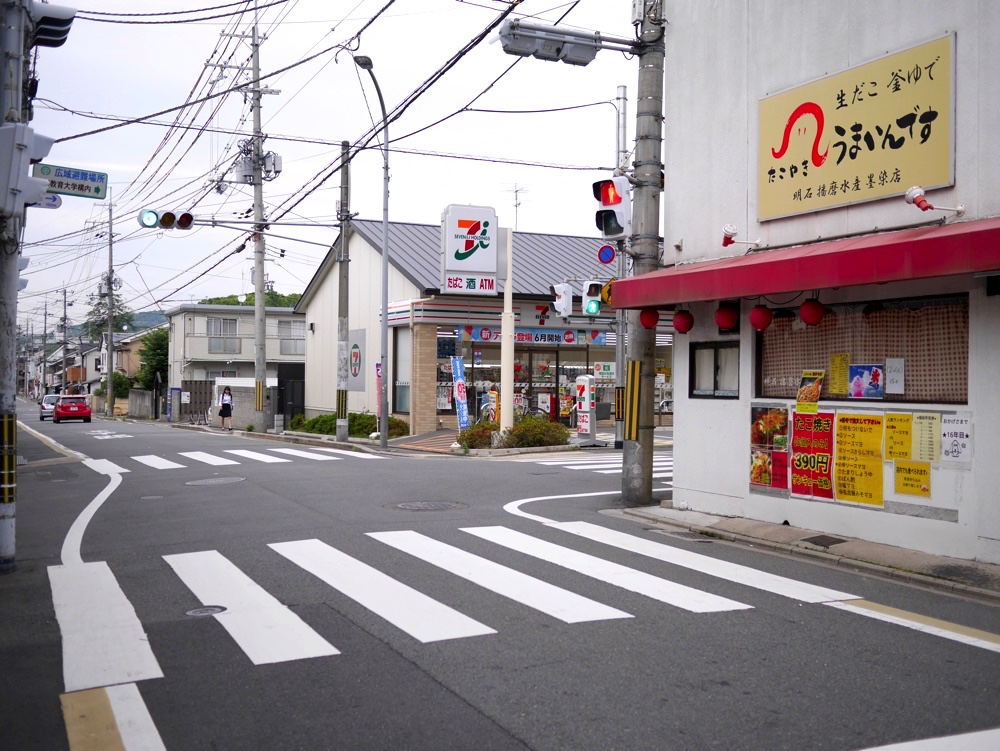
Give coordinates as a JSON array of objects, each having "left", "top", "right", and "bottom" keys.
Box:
[
  {"left": 912, "top": 412, "right": 941, "bottom": 462},
  {"left": 829, "top": 354, "right": 850, "bottom": 395},
  {"left": 790, "top": 411, "right": 834, "bottom": 500},
  {"left": 750, "top": 405, "right": 790, "bottom": 490},
  {"left": 884, "top": 413, "right": 912, "bottom": 460},
  {"left": 894, "top": 460, "right": 931, "bottom": 498},
  {"left": 834, "top": 413, "right": 885, "bottom": 506},
  {"left": 795, "top": 370, "right": 825, "bottom": 414}
]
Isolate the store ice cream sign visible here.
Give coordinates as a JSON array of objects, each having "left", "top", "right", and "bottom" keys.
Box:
[
  {"left": 758, "top": 34, "right": 953, "bottom": 221},
  {"left": 441, "top": 204, "right": 498, "bottom": 295}
]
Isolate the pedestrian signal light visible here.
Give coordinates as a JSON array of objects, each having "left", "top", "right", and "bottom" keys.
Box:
[
  {"left": 137, "top": 208, "right": 195, "bottom": 230},
  {"left": 550, "top": 282, "right": 573, "bottom": 318},
  {"left": 592, "top": 175, "right": 632, "bottom": 241},
  {"left": 582, "top": 280, "right": 602, "bottom": 316}
]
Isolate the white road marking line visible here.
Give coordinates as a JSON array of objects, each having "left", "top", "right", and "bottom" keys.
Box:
[
  {"left": 163, "top": 550, "right": 339, "bottom": 665},
  {"left": 826, "top": 600, "right": 1000, "bottom": 654},
  {"left": 48, "top": 562, "right": 164, "bottom": 692},
  {"left": 179, "top": 451, "right": 240, "bottom": 466},
  {"left": 856, "top": 727, "right": 1000, "bottom": 750},
  {"left": 551, "top": 521, "right": 857, "bottom": 603},
  {"left": 462, "top": 526, "right": 752, "bottom": 614},
  {"left": 82, "top": 458, "right": 130, "bottom": 475},
  {"left": 223, "top": 449, "right": 292, "bottom": 463},
  {"left": 269, "top": 448, "right": 339, "bottom": 461},
  {"left": 368, "top": 530, "right": 632, "bottom": 624},
  {"left": 310, "top": 448, "right": 383, "bottom": 459},
  {"left": 132, "top": 455, "right": 187, "bottom": 470},
  {"left": 651, "top": 472, "right": 674, "bottom": 479},
  {"left": 270, "top": 539, "right": 495, "bottom": 642},
  {"left": 106, "top": 683, "right": 167, "bottom": 751}
]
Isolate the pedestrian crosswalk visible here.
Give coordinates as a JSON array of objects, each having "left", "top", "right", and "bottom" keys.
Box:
[
  {"left": 51, "top": 520, "right": 1000, "bottom": 694},
  {"left": 96, "top": 446, "right": 383, "bottom": 473},
  {"left": 519, "top": 452, "right": 674, "bottom": 485}
]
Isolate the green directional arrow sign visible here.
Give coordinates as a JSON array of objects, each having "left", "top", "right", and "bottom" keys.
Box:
[{"left": 32, "top": 163, "right": 108, "bottom": 200}]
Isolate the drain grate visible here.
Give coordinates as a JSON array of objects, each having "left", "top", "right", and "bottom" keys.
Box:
[
  {"left": 186, "top": 477, "right": 245, "bottom": 486},
  {"left": 658, "top": 530, "right": 713, "bottom": 543},
  {"left": 801, "top": 534, "right": 847, "bottom": 548},
  {"left": 186, "top": 605, "right": 227, "bottom": 617},
  {"left": 391, "top": 501, "right": 467, "bottom": 511}
]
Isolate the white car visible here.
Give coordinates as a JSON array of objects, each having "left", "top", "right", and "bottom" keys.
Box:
[{"left": 39, "top": 394, "right": 59, "bottom": 421}]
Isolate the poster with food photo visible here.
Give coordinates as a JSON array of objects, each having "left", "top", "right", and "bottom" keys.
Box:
[{"left": 750, "top": 405, "right": 789, "bottom": 490}]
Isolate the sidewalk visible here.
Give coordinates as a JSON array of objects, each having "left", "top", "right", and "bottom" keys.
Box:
[{"left": 619, "top": 505, "right": 1000, "bottom": 603}]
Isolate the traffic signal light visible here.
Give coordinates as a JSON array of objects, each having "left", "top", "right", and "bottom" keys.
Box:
[
  {"left": 137, "top": 208, "right": 195, "bottom": 230},
  {"left": 0, "top": 123, "right": 54, "bottom": 219},
  {"left": 27, "top": 1, "right": 76, "bottom": 48},
  {"left": 17, "top": 256, "right": 29, "bottom": 292},
  {"left": 582, "top": 280, "right": 602, "bottom": 316},
  {"left": 550, "top": 282, "right": 572, "bottom": 318},
  {"left": 592, "top": 175, "right": 631, "bottom": 241}
]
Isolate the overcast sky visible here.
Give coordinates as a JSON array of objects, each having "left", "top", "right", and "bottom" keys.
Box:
[{"left": 18, "top": 0, "right": 640, "bottom": 334}]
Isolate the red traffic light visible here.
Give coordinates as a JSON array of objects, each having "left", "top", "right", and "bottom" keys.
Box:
[{"left": 593, "top": 179, "right": 624, "bottom": 206}]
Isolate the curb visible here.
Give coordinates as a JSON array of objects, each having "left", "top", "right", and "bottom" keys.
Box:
[{"left": 621, "top": 508, "right": 1000, "bottom": 604}]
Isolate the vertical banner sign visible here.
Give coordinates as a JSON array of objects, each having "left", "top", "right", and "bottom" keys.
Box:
[
  {"left": 451, "top": 357, "right": 471, "bottom": 430},
  {"left": 791, "top": 411, "right": 835, "bottom": 499},
  {"left": 750, "top": 405, "right": 790, "bottom": 490},
  {"left": 834, "top": 413, "right": 885, "bottom": 506}
]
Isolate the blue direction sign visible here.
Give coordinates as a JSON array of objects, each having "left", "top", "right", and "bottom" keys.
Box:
[
  {"left": 32, "top": 193, "right": 62, "bottom": 209},
  {"left": 32, "top": 163, "right": 108, "bottom": 200},
  {"left": 598, "top": 244, "right": 616, "bottom": 265}
]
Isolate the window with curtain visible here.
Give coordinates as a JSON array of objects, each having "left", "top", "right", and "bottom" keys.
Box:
[
  {"left": 690, "top": 342, "right": 739, "bottom": 398},
  {"left": 207, "top": 317, "right": 239, "bottom": 354},
  {"left": 278, "top": 319, "right": 306, "bottom": 355},
  {"left": 758, "top": 295, "right": 968, "bottom": 403}
]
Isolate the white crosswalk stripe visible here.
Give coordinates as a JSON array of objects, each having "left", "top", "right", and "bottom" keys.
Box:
[
  {"left": 122, "top": 446, "right": 379, "bottom": 471},
  {"left": 521, "top": 452, "right": 674, "bottom": 485},
  {"left": 268, "top": 448, "right": 339, "bottom": 461},
  {"left": 95, "top": 520, "right": 999, "bottom": 673},
  {"left": 179, "top": 451, "right": 240, "bottom": 466},
  {"left": 224, "top": 449, "right": 291, "bottom": 463},
  {"left": 131, "top": 455, "right": 186, "bottom": 470}
]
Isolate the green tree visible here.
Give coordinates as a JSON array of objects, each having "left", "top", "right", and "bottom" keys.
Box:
[
  {"left": 95, "top": 371, "right": 132, "bottom": 399},
  {"left": 134, "top": 328, "right": 169, "bottom": 391},
  {"left": 83, "top": 295, "right": 134, "bottom": 340},
  {"left": 199, "top": 291, "right": 302, "bottom": 308}
]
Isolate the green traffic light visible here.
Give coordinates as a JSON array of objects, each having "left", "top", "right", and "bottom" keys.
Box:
[
  {"left": 138, "top": 209, "right": 159, "bottom": 228},
  {"left": 585, "top": 299, "right": 601, "bottom": 315}
]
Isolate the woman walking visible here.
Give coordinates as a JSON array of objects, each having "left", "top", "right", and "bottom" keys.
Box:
[{"left": 219, "top": 386, "right": 234, "bottom": 431}]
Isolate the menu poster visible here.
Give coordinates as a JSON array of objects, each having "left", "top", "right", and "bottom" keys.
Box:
[
  {"left": 829, "top": 353, "right": 850, "bottom": 395},
  {"left": 912, "top": 412, "right": 941, "bottom": 463},
  {"left": 884, "top": 413, "right": 913, "bottom": 460},
  {"left": 750, "top": 405, "right": 790, "bottom": 490},
  {"left": 790, "top": 411, "right": 835, "bottom": 500},
  {"left": 895, "top": 460, "right": 931, "bottom": 498},
  {"left": 941, "top": 412, "right": 973, "bottom": 463},
  {"left": 834, "top": 413, "right": 885, "bottom": 506},
  {"left": 795, "top": 370, "right": 825, "bottom": 414},
  {"left": 848, "top": 364, "right": 884, "bottom": 399}
]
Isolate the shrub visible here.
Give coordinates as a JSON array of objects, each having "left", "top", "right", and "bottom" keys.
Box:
[
  {"left": 288, "top": 413, "right": 306, "bottom": 431},
  {"left": 457, "top": 420, "right": 498, "bottom": 450},
  {"left": 502, "top": 414, "right": 570, "bottom": 448},
  {"left": 291, "top": 412, "right": 409, "bottom": 439},
  {"left": 245, "top": 424, "right": 254, "bottom": 432}
]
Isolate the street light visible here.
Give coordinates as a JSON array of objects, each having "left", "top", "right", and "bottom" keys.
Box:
[{"left": 354, "top": 55, "right": 390, "bottom": 450}]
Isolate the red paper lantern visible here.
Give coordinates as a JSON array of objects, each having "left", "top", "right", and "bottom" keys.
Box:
[
  {"left": 800, "top": 298, "right": 825, "bottom": 326},
  {"left": 715, "top": 303, "right": 739, "bottom": 331},
  {"left": 639, "top": 308, "right": 660, "bottom": 329},
  {"left": 672, "top": 309, "right": 694, "bottom": 333},
  {"left": 749, "top": 304, "right": 773, "bottom": 331}
]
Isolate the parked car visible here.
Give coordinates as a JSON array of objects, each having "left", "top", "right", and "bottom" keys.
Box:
[
  {"left": 39, "top": 394, "right": 59, "bottom": 421},
  {"left": 52, "top": 395, "right": 92, "bottom": 423}
]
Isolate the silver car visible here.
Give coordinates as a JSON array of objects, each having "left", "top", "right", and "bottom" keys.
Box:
[{"left": 39, "top": 394, "right": 59, "bottom": 421}]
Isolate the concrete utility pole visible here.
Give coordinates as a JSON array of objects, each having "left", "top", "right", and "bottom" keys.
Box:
[
  {"left": 621, "top": 3, "right": 666, "bottom": 505},
  {"left": 61, "top": 289, "right": 68, "bottom": 393},
  {"left": 336, "top": 141, "right": 351, "bottom": 442},
  {"left": 106, "top": 193, "right": 115, "bottom": 417},
  {"left": 41, "top": 301, "right": 47, "bottom": 396},
  {"left": 251, "top": 12, "right": 267, "bottom": 433}
]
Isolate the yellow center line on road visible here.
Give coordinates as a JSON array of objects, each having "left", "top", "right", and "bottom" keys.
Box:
[
  {"left": 61, "top": 688, "right": 127, "bottom": 751},
  {"left": 828, "top": 599, "right": 1000, "bottom": 652}
]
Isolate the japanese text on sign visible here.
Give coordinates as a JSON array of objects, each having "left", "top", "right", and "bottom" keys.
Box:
[
  {"left": 791, "top": 411, "right": 834, "bottom": 500},
  {"left": 834, "top": 413, "right": 884, "bottom": 506}
]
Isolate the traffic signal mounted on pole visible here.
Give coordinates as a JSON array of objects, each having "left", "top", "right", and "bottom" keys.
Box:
[
  {"left": 582, "top": 280, "right": 602, "bottom": 316},
  {"left": 550, "top": 282, "right": 573, "bottom": 318},
  {"left": 593, "top": 175, "right": 631, "bottom": 241},
  {"left": 0, "top": 123, "right": 54, "bottom": 219},
  {"left": 137, "top": 208, "right": 195, "bottom": 230}
]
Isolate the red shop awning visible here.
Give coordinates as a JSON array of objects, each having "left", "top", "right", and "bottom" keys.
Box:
[{"left": 612, "top": 217, "right": 1000, "bottom": 309}]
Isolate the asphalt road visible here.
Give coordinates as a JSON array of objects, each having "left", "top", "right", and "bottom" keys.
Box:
[{"left": 5, "top": 398, "right": 1000, "bottom": 751}]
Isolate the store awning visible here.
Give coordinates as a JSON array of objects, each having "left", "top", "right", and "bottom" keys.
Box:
[{"left": 612, "top": 217, "right": 1000, "bottom": 309}]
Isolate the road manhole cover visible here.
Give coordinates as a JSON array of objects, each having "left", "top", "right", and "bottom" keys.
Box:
[
  {"left": 186, "top": 606, "right": 227, "bottom": 617},
  {"left": 186, "top": 477, "right": 246, "bottom": 486},
  {"left": 391, "top": 501, "right": 467, "bottom": 511}
]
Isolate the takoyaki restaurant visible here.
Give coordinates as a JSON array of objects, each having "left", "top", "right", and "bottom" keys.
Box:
[{"left": 611, "top": 216, "right": 1000, "bottom": 563}]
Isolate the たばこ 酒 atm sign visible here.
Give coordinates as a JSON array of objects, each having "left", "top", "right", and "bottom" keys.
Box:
[{"left": 440, "top": 205, "right": 498, "bottom": 295}]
